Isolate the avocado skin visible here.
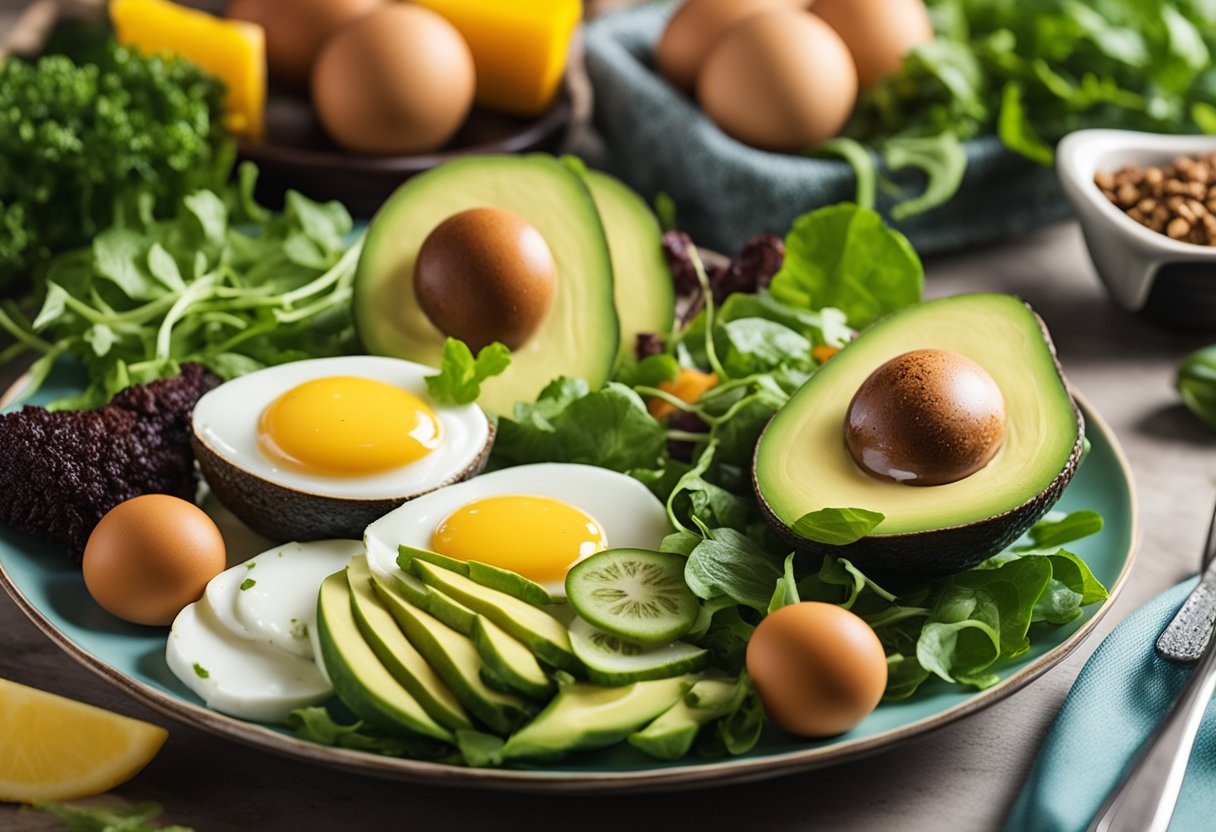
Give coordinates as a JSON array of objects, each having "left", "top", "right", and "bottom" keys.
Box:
[
  {"left": 192, "top": 423, "right": 493, "bottom": 541},
  {"left": 753, "top": 307, "right": 1085, "bottom": 578}
]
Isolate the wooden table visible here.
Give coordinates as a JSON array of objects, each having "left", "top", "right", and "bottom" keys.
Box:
[{"left": 1, "top": 220, "right": 1212, "bottom": 831}]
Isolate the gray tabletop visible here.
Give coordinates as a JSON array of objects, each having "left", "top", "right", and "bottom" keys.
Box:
[{"left": 1, "top": 220, "right": 1212, "bottom": 831}]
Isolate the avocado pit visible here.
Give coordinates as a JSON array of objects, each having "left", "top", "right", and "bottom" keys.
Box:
[
  {"left": 844, "top": 348, "right": 1006, "bottom": 486},
  {"left": 414, "top": 206, "right": 557, "bottom": 352}
]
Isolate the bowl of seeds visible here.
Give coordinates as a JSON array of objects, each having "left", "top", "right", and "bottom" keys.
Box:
[{"left": 1058, "top": 129, "right": 1216, "bottom": 328}]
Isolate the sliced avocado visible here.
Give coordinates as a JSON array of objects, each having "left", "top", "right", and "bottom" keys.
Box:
[
  {"left": 406, "top": 558, "right": 583, "bottom": 674},
  {"left": 500, "top": 675, "right": 697, "bottom": 761},
  {"left": 754, "top": 293, "right": 1084, "bottom": 575},
  {"left": 371, "top": 577, "right": 531, "bottom": 735},
  {"left": 344, "top": 557, "right": 472, "bottom": 733},
  {"left": 628, "top": 677, "right": 739, "bottom": 761},
  {"left": 314, "top": 569, "right": 452, "bottom": 743},
  {"left": 472, "top": 616, "right": 555, "bottom": 701},
  {"left": 377, "top": 569, "right": 479, "bottom": 635},
  {"left": 354, "top": 154, "right": 619, "bottom": 416},
  {"left": 578, "top": 166, "right": 675, "bottom": 362},
  {"left": 399, "top": 545, "right": 561, "bottom": 606}
]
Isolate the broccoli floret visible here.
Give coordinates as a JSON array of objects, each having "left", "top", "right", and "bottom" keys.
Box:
[{"left": 0, "top": 364, "right": 219, "bottom": 561}]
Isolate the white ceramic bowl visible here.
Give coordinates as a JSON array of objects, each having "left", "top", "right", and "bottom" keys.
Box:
[{"left": 1057, "top": 129, "right": 1216, "bottom": 323}]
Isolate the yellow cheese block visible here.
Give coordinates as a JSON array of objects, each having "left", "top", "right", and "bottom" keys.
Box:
[
  {"left": 111, "top": 0, "right": 266, "bottom": 141},
  {"left": 413, "top": 0, "right": 581, "bottom": 116}
]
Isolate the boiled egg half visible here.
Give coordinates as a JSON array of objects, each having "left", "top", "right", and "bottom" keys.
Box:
[
  {"left": 365, "top": 463, "right": 671, "bottom": 595},
  {"left": 192, "top": 356, "right": 493, "bottom": 542}
]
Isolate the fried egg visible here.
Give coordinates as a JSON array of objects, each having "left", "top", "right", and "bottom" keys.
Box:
[
  {"left": 192, "top": 356, "right": 493, "bottom": 540},
  {"left": 364, "top": 463, "right": 671, "bottom": 594}
]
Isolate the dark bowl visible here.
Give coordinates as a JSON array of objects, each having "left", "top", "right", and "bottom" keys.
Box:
[{"left": 239, "top": 85, "right": 574, "bottom": 217}]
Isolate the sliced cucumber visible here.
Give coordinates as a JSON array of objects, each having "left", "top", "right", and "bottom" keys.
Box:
[
  {"left": 565, "top": 549, "right": 699, "bottom": 647},
  {"left": 568, "top": 617, "right": 709, "bottom": 686}
]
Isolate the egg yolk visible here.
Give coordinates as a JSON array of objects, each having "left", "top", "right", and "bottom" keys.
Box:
[
  {"left": 430, "top": 495, "right": 607, "bottom": 584},
  {"left": 258, "top": 376, "right": 441, "bottom": 475}
]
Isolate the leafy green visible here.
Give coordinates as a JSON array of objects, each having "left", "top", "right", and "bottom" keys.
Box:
[
  {"left": 287, "top": 707, "right": 453, "bottom": 760},
  {"left": 685, "top": 527, "right": 784, "bottom": 612},
  {"left": 811, "top": 137, "right": 877, "bottom": 210},
  {"left": 1177, "top": 344, "right": 1216, "bottom": 430},
  {"left": 455, "top": 729, "right": 506, "bottom": 768},
  {"left": 791, "top": 507, "right": 886, "bottom": 545},
  {"left": 425, "top": 338, "right": 511, "bottom": 405},
  {"left": 1025, "top": 510, "right": 1104, "bottom": 549},
  {"left": 882, "top": 133, "right": 969, "bottom": 220},
  {"left": 0, "top": 40, "right": 229, "bottom": 293},
  {"left": 491, "top": 378, "right": 668, "bottom": 473},
  {"left": 0, "top": 165, "right": 362, "bottom": 409},
  {"left": 769, "top": 204, "right": 924, "bottom": 329},
  {"left": 24, "top": 802, "right": 192, "bottom": 832},
  {"left": 845, "top": 0, "right": 1216, "bottom": 213},
  {"left": 767, "top": 554, "right": 801, "bottom": 614}
]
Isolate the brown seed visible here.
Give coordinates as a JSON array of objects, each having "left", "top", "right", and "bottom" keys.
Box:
[
  {"left": 1094, "top": 172, "right": 1115, "bottom": 190},
  {"left": 1189, "top": 198, "right": 1208, "bottom": 217},
  {"left": 1117, "top": 184, "right": 1140, "bottom": 206},
  {"left": 1146, "top": 167, "right": 1165, "bottom": 185},
  {"left": 1136, "top": 198, "right": 1157, "bottom": 213},
  {"left": 1168, "top": 217, "right": 1191, "bottom": 239}
]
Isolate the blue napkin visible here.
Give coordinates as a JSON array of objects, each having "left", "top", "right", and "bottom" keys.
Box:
[
  {"left": 583, "top": 1, "right": 1068, "bottom": 256},
  {"left": 1005, "top": 578, "right": 1216, "bottom": 832}
]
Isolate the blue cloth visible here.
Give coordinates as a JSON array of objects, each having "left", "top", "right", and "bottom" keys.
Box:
[
  {"left": 583, "top": 1, "right": 1069, "bottom": 256},
  {"left": 1005, "top": 578, "right": 1216, "bottom": 832}
]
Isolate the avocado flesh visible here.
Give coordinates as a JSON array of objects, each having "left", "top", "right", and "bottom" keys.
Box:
[
  {"left": 344, "top": 557, "right": 472, "bottom": 733},
  {"left": 399, "top": 545, "right": 560, "bottom": 606},
  {"left": 354, "top": 154, "right": 618, "bottom": 416},
  {"left": 501, "top": 675, "right": 696, "bottom": 761},
  {"left": 406, "top": 558, "right": 582, "bottom": 674},
  {"left": 371, "top": 575, "right": 531, "bottom": 735},
  {"left": 628, "top": 677, "right": 739, "bottom": 761},
  {"left": 581, "top": 169, "right": 675, "bottom": 362},
  {"left": 754, "top": 294, "right": 1083, "bottom": 573},
  {"left": 314, "top": 569, "right": 452, "bottom": 743}
]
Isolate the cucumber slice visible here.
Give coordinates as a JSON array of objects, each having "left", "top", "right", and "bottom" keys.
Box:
[
  {"left": 568, "top": 617, "right": 709, "bottom": 686},
  {"left": 565, "top": 549, "right": 699, "bottom": 646}
]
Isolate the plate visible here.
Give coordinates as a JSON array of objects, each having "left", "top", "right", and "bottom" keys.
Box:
[
  {"left": 0, "top": 362, "right": 1138, "bottom": 792},
  {"left": 240, "top": 87, "right": 573, "bottom": 217}
]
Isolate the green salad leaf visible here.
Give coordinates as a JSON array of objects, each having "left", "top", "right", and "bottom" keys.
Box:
[
  {"left": 0, "top": 39, "right": 230, "bottom": 294},
  {"left": 769, "top": 204, "right": 923, "bottom": 329},
  {"left": 425, "top": 338, "right": 511, "bottom": 405},
  {"left": 791, "top": 507, "right": 886, "bottom": 545},
  {"left": 0, "top": 165, "right": 362, "bottom": 409},
  {"left": 685, "top": 527, "right": 784, "bottom": 612},
  {"left": 492, "top": 379, "right": 668, "bottom": 473}
]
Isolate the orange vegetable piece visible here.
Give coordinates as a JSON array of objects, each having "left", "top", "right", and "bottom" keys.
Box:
[
  {"left": 648, "top": 368, "right": 719, "bottom": 420},
  {"left": 812, "top": 344, "right": 840, "bottom": 364}
]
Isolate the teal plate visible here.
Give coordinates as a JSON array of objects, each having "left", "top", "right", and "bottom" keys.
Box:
[{"left": 0, "top": 363, "right": 1138, "bottom": 793}]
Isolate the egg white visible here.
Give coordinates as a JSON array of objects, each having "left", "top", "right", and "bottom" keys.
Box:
[
  {"left": 193, "top": 356, "right": 491, "bottom": 500},
  {"left": 364, "top": 463, "right": 672, "bottom": 594}
]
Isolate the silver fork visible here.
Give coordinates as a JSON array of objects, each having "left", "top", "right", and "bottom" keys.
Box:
[{"left": 1087, "top": 502, "right": 1216, "bottom": 832}]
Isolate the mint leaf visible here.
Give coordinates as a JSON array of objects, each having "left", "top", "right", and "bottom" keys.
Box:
[
  {"left": 424, "top": 338, "right": 511, "bottom": 405},
  {"left": 769, "top": 204, "right": 923, "bottom": 328},
  {"left": 792, "top": 507, "right": 885, "bottom": 545}
]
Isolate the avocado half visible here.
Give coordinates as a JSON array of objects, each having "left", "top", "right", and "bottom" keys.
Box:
[
  {"left": 354, "top": 154, "right": 674, "bottom": 416},
  {"left": 753, "top": 293, "right": 1084, "bottom": 577}
]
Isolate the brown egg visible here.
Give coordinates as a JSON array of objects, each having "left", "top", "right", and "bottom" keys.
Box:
[
  {"left": 311, "top": 5, "right": 475, "bottom": 155},
  {"left": 82, "top": 494, "right": 227, "bottom": 627},
  {"left": 697, "top": 10, "right": 857, "bottom": 153},
  {"left": 656, "top": 0, "right": 806, "bottom": 92},
  {"left": 811, "top": 0, "right": 933, "bottom": 88},
  {"left": 845, "top": 348, "right": 1007, "bottom": 486},
  {"left": 226, "top": 0, "right": 386, "bottom": 90},
  {"left": 747, "top": 602, "right": 887, "bottom": 737},
  {"left": 414, "top": 207, "right": 558, "bottom": 352}
]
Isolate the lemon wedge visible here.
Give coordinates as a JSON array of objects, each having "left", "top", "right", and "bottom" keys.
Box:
[{"left": 0, "top": 678, "right": 168, "bottom": 803}]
